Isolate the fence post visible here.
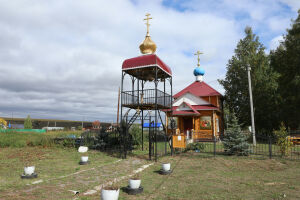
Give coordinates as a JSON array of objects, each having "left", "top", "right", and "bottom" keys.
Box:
[
  {"left": 213, "top": 136, "right": 216, "bottom": 157},
  {"left": 268, "top": 136, "right": 272, "bottom": 159},
  {"left": 171, "top": 136, "right": 173, "bottom": 156}
]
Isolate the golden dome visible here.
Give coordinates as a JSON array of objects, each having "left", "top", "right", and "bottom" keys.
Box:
[
  {"left": 139, "top": 36, "right": 157, "bottom": 54},
  {"left": 139, "top": 13, "right": 157, "bottom": 54}
]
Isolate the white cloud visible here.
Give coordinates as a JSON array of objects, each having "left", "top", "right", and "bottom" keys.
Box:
[
  {"left": 268, "top": 17, "right": 291, "bottom": 32},
  {"left": 280, "top": 0, "right": 300, "bottom": 11},
  {"left": 269, "top": 35, "right": 284, "bottom": 50}
]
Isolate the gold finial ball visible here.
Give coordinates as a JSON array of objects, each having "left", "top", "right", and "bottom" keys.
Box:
[{"left": 139, "top": 36, "right": 157, "bottom": 54}]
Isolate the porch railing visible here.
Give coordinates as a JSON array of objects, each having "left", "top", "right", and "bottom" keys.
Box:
[
  {"left": 122, "top": 89, "right": 172, "bottom": 108},
  {"left": 191, "top": 130, "right": 214, "bottom": 140}
]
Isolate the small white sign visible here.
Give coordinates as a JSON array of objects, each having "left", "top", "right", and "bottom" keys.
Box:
[{"left": 178, "top": 136, "right": 181, "bottom": 141}]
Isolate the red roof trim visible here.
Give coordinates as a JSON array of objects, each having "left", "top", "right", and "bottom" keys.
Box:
[
  {"left": 174, "top": 81, "right": 222, "bottom": 98},
  {"left": 182, "top": 102, "right": 200, "bottom": 114},
  {"left": 122, "top": 54, "right": 172, "bottom": 76}
]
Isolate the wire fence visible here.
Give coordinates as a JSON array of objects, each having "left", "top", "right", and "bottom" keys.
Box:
[
  {"left": 75, "top": 129, "right": 300, "bottom": 161},
  {"left": 190, "top": 135, "right": 300, "bottom": 160}
]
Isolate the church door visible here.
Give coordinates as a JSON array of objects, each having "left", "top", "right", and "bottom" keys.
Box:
[{"left": 183, "top": 117, "right": 193, "bottom": 138}]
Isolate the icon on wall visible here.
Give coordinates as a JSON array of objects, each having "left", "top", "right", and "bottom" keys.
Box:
[{"left": 200, "top": 116, "right": 211, "bottom": 130}]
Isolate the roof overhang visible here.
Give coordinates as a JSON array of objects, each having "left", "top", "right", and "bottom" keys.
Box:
[{"left": 122, "top": 54, "right": 172, "bottom": 80}]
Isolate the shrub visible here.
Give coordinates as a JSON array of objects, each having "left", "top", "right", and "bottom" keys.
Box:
[
  {"left": 273, "top": 122, "right": 293, "bottom": 157},
  {"left": 129, "top": 124, "right": 142, "bottom": 147},
  {"left": 185, "top": 143, "right": 205, "bottom": 152},
  {"left": 223, "top": 114, "right": 250, "bottom": 156},
  {"left": 24, "top": 115, "right": 33, "bottom": 129}
]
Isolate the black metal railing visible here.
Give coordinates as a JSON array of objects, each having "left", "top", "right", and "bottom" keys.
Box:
[
  {"left": 184, "top": 135, "right": 300, "bottom": 160},
  {"left": 122, "top": 89, "right": 172, "bottom": 108}
]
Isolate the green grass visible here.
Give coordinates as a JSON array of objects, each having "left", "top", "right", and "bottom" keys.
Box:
[
  {"left": 1, "top": 145, "right": 300, "bottom": 199},
  {"left": 132, "top": 141, "right": 172, "bottom": 157},
  {"left": 0, "top": 131, "right": 83, "bottom": 148},
  {"left": 44, "top": 130, "right": 82, "bottom": 137},
  {"left": 0, "top": 132, "right": 54, "bottom": 148},
  {"left": 116, "top": 153, "right": 300, "bottom": 200},
  {"left": 0, "top": 146, "right": 136, "bottom": 199}
]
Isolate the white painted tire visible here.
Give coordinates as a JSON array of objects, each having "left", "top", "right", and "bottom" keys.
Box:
[
  {"left": 129, "top": 179, "right": 141, "bottom": 189},
  {"left": 101, "top": 188, "right": 119, "bottom": 200},
  {"left": 78, "top": 146, "right": 88, "bottom": 153},
  {"left": 24, "top": 166, "right": 35, "bottom": 175},
  {"left": 81, "top": 156, "right": 89, "bottom": 162},
  {"left": 162, "top": 163, "right": 171, "bottom": 172}
]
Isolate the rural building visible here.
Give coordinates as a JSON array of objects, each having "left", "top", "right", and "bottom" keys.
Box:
[{"left": 166, "top": 52, "right": 224, "bottom": 142}]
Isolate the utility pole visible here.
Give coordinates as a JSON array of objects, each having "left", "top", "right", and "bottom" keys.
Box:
[
  {"left": 82, "top": 117, "right": 84, "bottom": 130},
  {"left": 247, "top": 64, "right": 256, "bottom": 146}
]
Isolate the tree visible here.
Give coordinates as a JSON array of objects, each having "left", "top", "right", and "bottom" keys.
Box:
[
  {"left": 273, "top": 122, "right": 292, "bottom": 156},
  {"left": 270, "top": 10, "right": 300, "bottom": 129},
  {"left": 24, "top": 115, "right": 32, "bottom": 129},
  {"left": 219, "top": 27, "right": 279, "bottom": 134},
  {"left": 223, "top": 113, "right": 250, "bottom": 156},
  {"left": 0, "top": 118, "right": 7, "bottom": 129}
]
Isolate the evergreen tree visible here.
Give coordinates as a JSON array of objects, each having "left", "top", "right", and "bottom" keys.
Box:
[
  {"left": 24, "top": 115, "right": 32, "bottom": 129},
  {"left": 219, "top": 27, "right": 279, "bottom": 133},
  {"left": 270, "top": 10, "right": 300, "bottom": 129},
  {"left": 223, "top": 113, "right": 250, "bottom": 156}
]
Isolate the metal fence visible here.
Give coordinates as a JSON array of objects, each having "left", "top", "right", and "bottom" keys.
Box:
[
  {"left": 77, "top": 128, "right": 172, "bottom": 160},
  {"left": 190, "top": 136, "right": 300, "bottom": 160}
]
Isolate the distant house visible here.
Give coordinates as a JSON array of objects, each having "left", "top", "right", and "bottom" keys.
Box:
[
  {"left": 92, "top": 120, "right": 101, "bottom": 129},
  {"left": 42, "top": 127, "right": 64, "bottom": 131}
]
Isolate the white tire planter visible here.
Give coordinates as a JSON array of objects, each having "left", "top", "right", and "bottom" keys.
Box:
[
  {"left": 78, "top": 146, "right": 88, "bottom": 153},
  {"left": 24, "top": 166, "right": 35, "bottom": 175},
  {"left": 129, "top": 179, "right": 141, "bottom": 189},
  {"left": 81, "top": 156, "right": 89, "bottom": 163},
  {"left": 162, "top": 163, "right": 171, "bottom": 172},
  {"left": 101, "top": 188, "right": 119, "bottom": 200}
]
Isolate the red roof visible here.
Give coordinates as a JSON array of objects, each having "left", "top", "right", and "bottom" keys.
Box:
[
  {"left": 174, "top": 81, "right": 221, "bottom": 98},
  {"left": 122, "top": 54, "right": 172, "bottom": 76}
]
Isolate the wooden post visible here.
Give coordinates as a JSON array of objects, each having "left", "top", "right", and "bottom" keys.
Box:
[
  {"left": 117, "top": 87, "right": 120, "bottom": 125},
  {"left": 212, "top": 111, "right": 215, "bottom": 138}
]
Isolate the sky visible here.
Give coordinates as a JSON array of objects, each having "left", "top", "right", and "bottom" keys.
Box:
[{"left": 0, "top": 0, "right": 299, "bottom": 122}]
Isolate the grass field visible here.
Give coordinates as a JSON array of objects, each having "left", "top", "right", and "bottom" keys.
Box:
[
  {"left": 0, "top": 131, "right": 82, "bottom": 148},
  {"left": 1, "top": 144, "right": 300, "bottom": 200}
]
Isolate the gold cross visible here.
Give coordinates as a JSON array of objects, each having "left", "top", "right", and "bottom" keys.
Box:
[
  {"left": 194, "top": 50, "right": 203, "bottom": 66},
  {"left": 144, "top": 13, "right": 152, "bottom": 36}
]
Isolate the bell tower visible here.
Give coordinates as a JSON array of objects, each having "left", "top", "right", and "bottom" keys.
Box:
[{"left": 120, "top": 14, "right": 173, "bottom": 161}]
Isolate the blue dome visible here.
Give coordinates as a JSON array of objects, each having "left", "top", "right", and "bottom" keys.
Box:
[{"left": 193, "top": 67, "right": 205, "bottom": 76}]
